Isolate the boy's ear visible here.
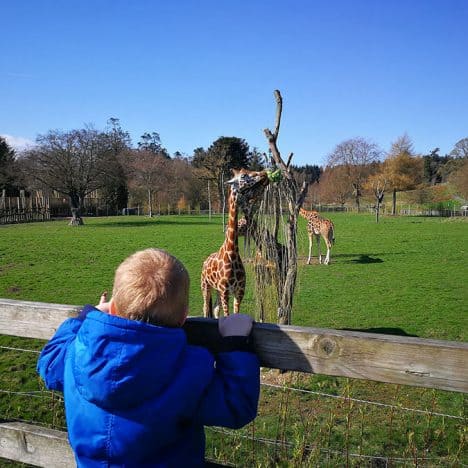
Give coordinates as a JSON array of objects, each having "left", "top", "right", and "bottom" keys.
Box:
[{"left": 109, "top": 299, "right": 119, "bottom": 316}]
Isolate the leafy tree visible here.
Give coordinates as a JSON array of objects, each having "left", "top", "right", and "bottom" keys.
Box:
[
  {"left": 292, "top": 164, "right": 322, "bottom": 184},
  {"left": 383, "top": 135, "right": 424, "bottom": 214},
  {"left": 138, "top": 132, "right": 170, "bottom": 158},
  {"left": 327, "top": 137, "right": 382, "bottom": 211},
  {"left": 0, "top": 137, "right": 21, "bottom": 195},
  {"left": 192, "top": 136, "right": 250, "bottom": 211},
  {"left": 23, "top": 127, "right": 117, "bottom": 225},
  {"left": 423, "top": 142, "right": 467, "bottom": 185},
  {"left": 423, "top": 148, "right": 447, "bottom": 185},
  {"left": 248, "top": 147, "right": 267, "bottom": 171}
]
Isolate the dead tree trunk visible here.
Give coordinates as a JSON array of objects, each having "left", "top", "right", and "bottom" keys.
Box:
[
  {"left": 392, "top": 188, "right": 397, "bottom": 215},
  {"left": 263, "top": 90, "right": 309, "bottom": 325}
]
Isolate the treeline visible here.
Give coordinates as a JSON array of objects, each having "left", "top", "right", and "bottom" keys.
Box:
[
  {"left": 0, "top": 119, "right": 280, "bottom": 225},
  {"left": 305, "top": 135, "right": 468, "bottom": 220},
  {"left": 1, "top": 121, "right": 467, "bottom": 224}
]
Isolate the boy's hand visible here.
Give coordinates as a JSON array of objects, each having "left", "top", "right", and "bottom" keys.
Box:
[
  {"left": 218, "top": 314, "right": 253, "bottom": 337},
  {"left": 95, "top": 291, "right": 110, "bottom": 313}
]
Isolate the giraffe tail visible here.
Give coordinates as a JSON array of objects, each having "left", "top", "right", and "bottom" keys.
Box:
[{"left": 330, "top": 224, "right": 335, "bottom": 245}]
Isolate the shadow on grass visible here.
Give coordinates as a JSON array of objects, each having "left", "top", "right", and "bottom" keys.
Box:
[
  {"left": 90, "top": 219, "right": 217, "bottom": 228},
  {"left": 342, "top": 327, "right": 419, "bottom": 337},
  {"left": 333, "top": 252, "right": 407, "bottom": 260},
  {"left": 298, "top": 253, "right": 385, "bottom": 265},
  {"left": 349, "top": 254, "right": 384, "bottom": 264},
  {"left": 331, "top": 253, "right": 386, "bottom": 264}
]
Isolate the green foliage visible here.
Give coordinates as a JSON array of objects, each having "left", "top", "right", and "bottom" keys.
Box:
[
  {"left": 291, "top": 164, "right": 322, "bottom": 183},
  {"left": 137, "top": 131, "right": 169, "bottom": 158},
  {"left": 0, "top": 136, "right": 20, "bottom": 195}
]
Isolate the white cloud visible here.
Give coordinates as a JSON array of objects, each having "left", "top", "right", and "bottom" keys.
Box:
[{"left": 1, "top": 134, "right": 35, "bottom": 150}]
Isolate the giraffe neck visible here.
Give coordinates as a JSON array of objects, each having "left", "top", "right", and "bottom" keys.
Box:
[{"left": 223, "top": 188, "right": 239, "bottom": 254}]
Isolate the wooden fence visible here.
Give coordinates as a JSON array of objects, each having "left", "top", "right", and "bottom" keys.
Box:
[
  {"left": 0, "top": 195, "right": 51, "bottom": 224},
  {"left": 0, "top": 298, "right": 467, "bottom": 466}
]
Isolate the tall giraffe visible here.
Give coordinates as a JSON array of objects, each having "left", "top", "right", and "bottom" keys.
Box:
[
  {"left": 299, "top": 207, "right": 335, "bottom": 265},
  {"left": 201, "top": 169, "right": 269, "bottom": 317}
]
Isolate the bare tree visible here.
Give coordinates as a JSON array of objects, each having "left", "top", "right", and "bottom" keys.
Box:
[
  {"left": 448, "top": 158, "right": 468, "bottom": 199},
  {"left": 318, "top": 165, "right": 352, "bottom": 206},
  {"left": 125, "top": 149, "right": 169, "bottom": 217},
  {"left": 364, "top": 171, "right": 388, "bottom": 222},
  {"left": 257, "top": 90, "right": 309, "bottom": 325},
  {"left": 450, "top": 137, "right": 468, "bottom": 159},
  {"left": 327, "top": 137, "right": 382, "bottom": 211},
  {"left": 23, "top": 128, "right": 117, "bottom": 225}
]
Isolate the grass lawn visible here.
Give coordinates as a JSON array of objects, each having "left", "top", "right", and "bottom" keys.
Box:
[
  {"left": 0, "top": 213, "right": 466, "bottom": 465},
  {"left": 1, "top": 213, "right": 466, "bottom": 340}
]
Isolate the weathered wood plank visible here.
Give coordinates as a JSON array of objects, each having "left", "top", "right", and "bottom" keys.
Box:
[
  {"left": 0, "top": 422, "right": 74, "bottom": 467},
  {"left": 1, "top": 298, "right": 467, "bottom": 392},
  {"left": 184, "top": 318, "right": 468, "bottom": 393},
  {"left": 0, "top": 298, "right": 79, "bottom": 340}
]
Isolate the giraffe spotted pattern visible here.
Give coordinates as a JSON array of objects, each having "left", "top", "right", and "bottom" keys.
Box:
[
  {"left": 201, "top": 169, "right": 269, "bottom": 317},
  {"left": 299, "top": 207, "right": 335, "bottom": 265}
]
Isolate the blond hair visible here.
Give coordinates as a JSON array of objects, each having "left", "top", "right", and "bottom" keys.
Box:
[{"left": 112, "top": 248, "right": 189, "bottom": 327}]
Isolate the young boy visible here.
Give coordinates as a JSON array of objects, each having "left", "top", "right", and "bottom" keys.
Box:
[{"left": 37, "top": 248, "right": 260, "bottom": 467}]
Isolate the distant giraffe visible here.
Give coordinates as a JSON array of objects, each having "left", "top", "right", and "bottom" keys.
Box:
[
  {"left": 201, "top": 169, "right": 269, "bottom": 317},
  {"left": 299, "top": 207, "right": 335, "bottom": 265}
]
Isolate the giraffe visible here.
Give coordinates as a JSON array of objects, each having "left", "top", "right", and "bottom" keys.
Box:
[
  {"left": 299, "top": 207, "right": 335, "bottom": 265},
  {"left": 201, "top": 169, "right": 269, "bottom": 318}
]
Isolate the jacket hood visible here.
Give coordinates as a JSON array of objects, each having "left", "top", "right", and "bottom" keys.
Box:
[{"left": 72, "top": 310, "right": 187, "bottom": 409}]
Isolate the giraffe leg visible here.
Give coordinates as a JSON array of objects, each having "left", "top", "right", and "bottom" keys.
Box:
[
  {"left": 233, "top": 289, "right": 244, "bottom": 314},
  {"left": 316, "top": 234, "right": 322, "bottom": 264},
  {"left": 219, "top": 290, "right": 230, "bottom": 317},
  {"left": 324, "top": 242, "right": 331, "bottom": 265},
  {"left": 324, "top": 227, "right": 333, "bottom": 265},
  {"left": 202, "top": 284, "right": 212, "bottom": 318},
  {"left": 307, "top": 234, "right": 312, "bottom": 264}
]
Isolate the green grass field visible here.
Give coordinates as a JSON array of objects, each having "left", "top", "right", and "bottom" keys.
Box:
[
  {"left": 1, "top": 213, "right": 466, "bottom": 339},
  {"left": 0, "top": 213, "right": 466, "bottom": 466}
]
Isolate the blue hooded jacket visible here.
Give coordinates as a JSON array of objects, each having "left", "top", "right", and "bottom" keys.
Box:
[{"left": 37, "top": 307, "right": 260, "bottom": 467}]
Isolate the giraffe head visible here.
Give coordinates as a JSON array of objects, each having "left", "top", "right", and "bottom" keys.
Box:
[{"left": 226, "top": 168, "right": 269, "bottom": 202}]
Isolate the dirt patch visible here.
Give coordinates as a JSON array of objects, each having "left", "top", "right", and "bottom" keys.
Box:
[{"left": 261, "top": 368, "right": 303, "bottom": 387}]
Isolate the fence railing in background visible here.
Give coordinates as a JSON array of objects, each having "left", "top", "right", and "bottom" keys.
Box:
[
  {"left": 0, "top": 194, "right": 51, "bottom": 224},
  {"left": 399, "top": 207, "right": 468, "bottom": 217},
  {"left": 0, "top": 298, "right": 467, "bottom": 466}
]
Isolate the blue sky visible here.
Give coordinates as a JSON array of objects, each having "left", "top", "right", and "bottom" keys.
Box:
[{"left": 1, "top": 0, "right": 467, "bottom": 166}]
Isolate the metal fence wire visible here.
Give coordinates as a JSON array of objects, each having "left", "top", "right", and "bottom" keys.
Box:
[{"left": 1, "top": 341, "right": 466, "bottom": 467}]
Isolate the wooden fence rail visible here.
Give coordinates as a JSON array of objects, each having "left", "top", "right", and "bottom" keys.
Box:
[{"left": 0, "top": 298, "right": 467, "bottom": 466}]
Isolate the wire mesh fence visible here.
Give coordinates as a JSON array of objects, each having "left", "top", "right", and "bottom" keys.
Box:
[{"left": 1, "top": 338, "right": 466, "bottom": 467}]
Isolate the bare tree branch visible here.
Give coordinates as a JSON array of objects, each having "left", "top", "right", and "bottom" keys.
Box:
[{"left": 273, "top": 89, "right": 282, "bottom": 138}]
